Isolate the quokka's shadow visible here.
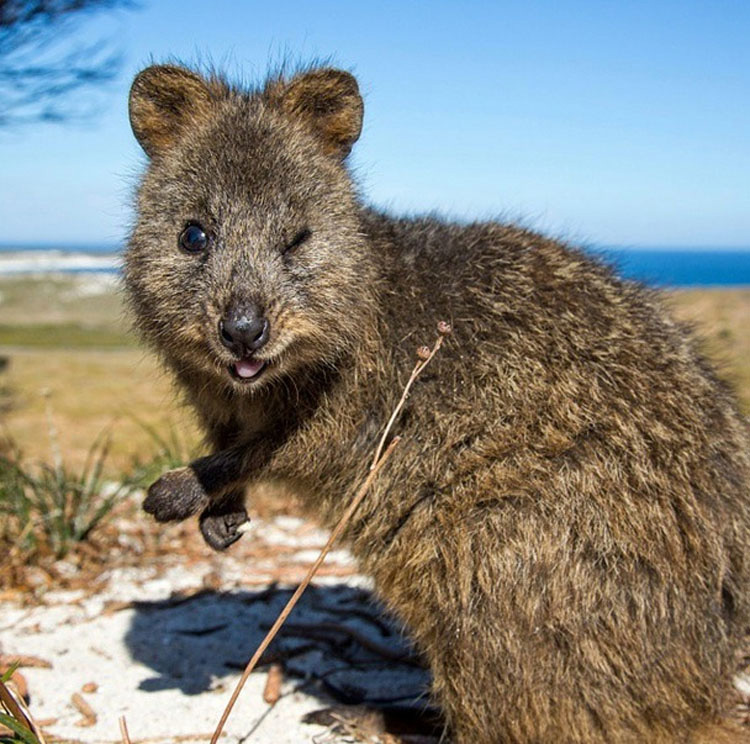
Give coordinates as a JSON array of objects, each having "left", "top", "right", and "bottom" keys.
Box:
[{"left": 124, "top": 582, "right": 435, "bottom": 719}]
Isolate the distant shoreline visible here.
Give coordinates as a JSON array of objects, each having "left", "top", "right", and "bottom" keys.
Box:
[
  {"left": 2, "top": 244, "right": 750, "bottom": 287},
  {"left": 0, "top": 249, "right": 120, "bottom": 275},
  {"left": 0, "top": 242, "right": 119, "bottom": 254}
]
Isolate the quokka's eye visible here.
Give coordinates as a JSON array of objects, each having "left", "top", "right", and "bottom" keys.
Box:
[
  {"left": 282, "top": 228, "right": 311, "bottom": 256},
  {"left": 179, "top": 224, "right": 209, "bottom": 254}
]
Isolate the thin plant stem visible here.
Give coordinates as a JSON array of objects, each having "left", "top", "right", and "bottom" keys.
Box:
[
  {"left": 370, "top": 333, "right": 445, "bottom": 469},
  {"left": 119, "top": 715, "right": 132, "bottom": 744},
  {"left": 42, "top": 390, "right": 63, "bottom": 478},
  {"left": 210, "top": 436, "right": 401, "bottom": 744}
]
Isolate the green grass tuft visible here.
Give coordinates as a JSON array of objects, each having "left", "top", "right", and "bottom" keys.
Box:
[{"left": 0, "top": 432, "right": 132, "bottom": 560}]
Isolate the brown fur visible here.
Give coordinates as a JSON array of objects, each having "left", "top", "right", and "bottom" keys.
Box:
[{"left": 124, "top": 63, "right": 750, "bottom": 743}]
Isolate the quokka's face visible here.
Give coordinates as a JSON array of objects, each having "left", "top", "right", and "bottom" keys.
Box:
[{"left": 124, "top": 65, "right": 371, "bottom": 393}]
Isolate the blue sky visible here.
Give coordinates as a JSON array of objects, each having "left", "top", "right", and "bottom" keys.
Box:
[{"left": 1, "top": 0, "right": 748, "bottom": 247}]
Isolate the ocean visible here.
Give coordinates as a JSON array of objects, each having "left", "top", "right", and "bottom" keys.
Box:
[
  {"left": 1, "top": 243, "right": 750, "bottom": 288},
  {"left": 598, "top": 247, "right": 750, "bottom": 288}
]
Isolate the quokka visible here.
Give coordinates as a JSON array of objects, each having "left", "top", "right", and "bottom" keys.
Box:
[{"left": 124, "top": 63, "right": 750, "bottom": 743}]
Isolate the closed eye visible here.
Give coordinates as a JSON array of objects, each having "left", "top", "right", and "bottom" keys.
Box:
[{"left": 283, "top": 228, "right": 311, "bottom": 255}]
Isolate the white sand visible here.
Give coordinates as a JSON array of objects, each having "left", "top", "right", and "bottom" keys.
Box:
[{"left": 1, "top": 514, "right": 429, "bottom": 744}]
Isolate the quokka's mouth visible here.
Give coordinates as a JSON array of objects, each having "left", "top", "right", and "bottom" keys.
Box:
[{"left": 228, "top": 357, "right": 268, "bottom": 383}]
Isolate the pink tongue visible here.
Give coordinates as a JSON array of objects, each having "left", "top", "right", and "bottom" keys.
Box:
[{"left": 234, "top": 358, "right": 265, "bottom": 379}]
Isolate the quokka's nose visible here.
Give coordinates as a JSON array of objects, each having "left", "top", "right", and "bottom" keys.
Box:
[{"left": 219, "top": 304, "right": 270, "bottom": 355}]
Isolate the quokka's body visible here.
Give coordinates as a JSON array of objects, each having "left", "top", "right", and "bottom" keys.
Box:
[{"left": 124, "top": 64, "right": 750, "bottom": 743}]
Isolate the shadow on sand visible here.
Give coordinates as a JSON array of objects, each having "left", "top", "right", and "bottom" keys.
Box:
[{"left": 124, "top": 582, "right": 443, "bottom": 738}]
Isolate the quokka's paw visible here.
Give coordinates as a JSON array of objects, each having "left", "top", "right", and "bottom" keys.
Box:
[
  {"left": 199, "top": 504, "right": 249, "bottom": 551},
  {"left": 143, "top": 467, "right": 210, "bottom": 522}
]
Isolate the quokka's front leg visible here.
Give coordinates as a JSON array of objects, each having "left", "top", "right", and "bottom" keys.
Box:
[{"left": 142, "top": 441, "right": 267, "bottom": 525}]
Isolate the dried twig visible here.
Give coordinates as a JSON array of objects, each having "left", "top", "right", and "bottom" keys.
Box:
[
  {"left": 370, "top": 322, "right": 451, "bottom": 469},
  {"left": 0, "top": 654, "right": 52, "bottom": 669},
  {"left": 119, "top": 715, "right": 132, "bottom": 744},
  {"left": 210, "top": 435, "right": 401, "bottom": 744},
  {"left": 262, "top": 664, "right": 283, "bottom": 705},
  {"left": 71, "top": 692, "right": 97, "bottom": 727}
]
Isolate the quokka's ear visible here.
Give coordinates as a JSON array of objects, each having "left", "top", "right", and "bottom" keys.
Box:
[
  {"left": 129, "top": 65, "right": 213, "bottom": 157},
  {"left": 272, "top": 68, "right": 363, "bottom": 159}
]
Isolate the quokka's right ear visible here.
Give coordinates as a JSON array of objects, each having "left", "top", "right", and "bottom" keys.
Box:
[
  {"left": 129, "top": 65, "right": 213, "bottom": 157},
  {"left": 270, "top": 68, "right": 364, "bottom": 160}
]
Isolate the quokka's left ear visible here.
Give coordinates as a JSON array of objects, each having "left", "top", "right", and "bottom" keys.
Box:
[{"left": 270, "top": 68, "right": 364, "bottom": 160}]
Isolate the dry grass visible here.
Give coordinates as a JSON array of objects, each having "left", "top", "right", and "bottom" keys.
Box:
[
  {"left": 0, "top": 350, "right": 200, "bottom": 472},
  {"left": 667, "top": 288, "right": 750, "bottom": 413},
  {"left": 0, "top": 276, "right": 123, "bottom": 329}
]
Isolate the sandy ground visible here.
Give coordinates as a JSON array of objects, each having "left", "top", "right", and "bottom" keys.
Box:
[{"left": 0, "top": 507, "right": 434, "bottom": 744}]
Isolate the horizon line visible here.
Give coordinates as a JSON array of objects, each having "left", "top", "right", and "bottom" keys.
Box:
[{"left": 2, "top": 241, "right": 750, "bottom": 253}]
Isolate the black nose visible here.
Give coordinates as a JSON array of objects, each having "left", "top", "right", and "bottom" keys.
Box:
[{"left": 219, "top": 304, "right": 270, "bottom": 355}]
